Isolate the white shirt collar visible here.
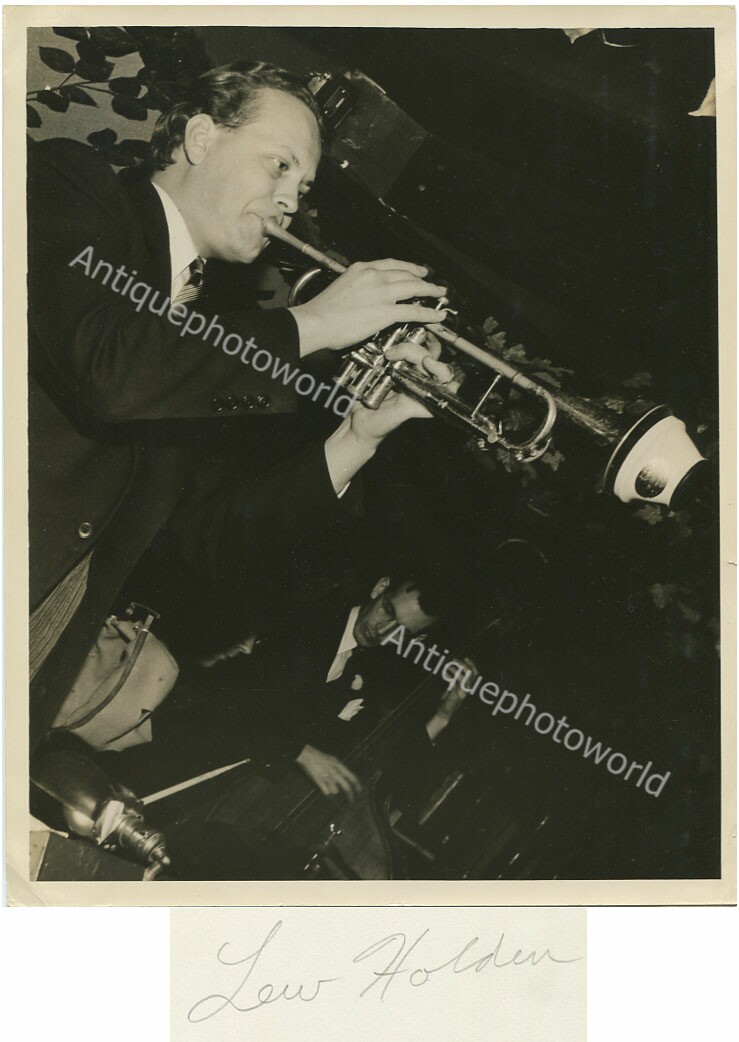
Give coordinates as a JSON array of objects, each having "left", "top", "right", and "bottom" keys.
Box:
[
  {"left": 336, "top": 605, "right": 360, "bottom": 659},
  {"left": 325, "top": 605, "right": 362, "bottom": 683},
  {"left": 151, "top": 181, "right": 199, "bottom": 295}
]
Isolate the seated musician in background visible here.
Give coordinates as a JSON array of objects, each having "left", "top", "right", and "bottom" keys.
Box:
[
  {"left": 29, "top": 58, "right": 451, "bottom": 755},
  {"left": 202, "top": 571, "right": 478, "bottom": 801},
  {"left": 83, "top": 571, "right": 476, "bottom": 810}
]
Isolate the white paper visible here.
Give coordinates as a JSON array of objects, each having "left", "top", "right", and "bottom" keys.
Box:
[{"left": 171, "top": 906, "right": 585, "bottom": 1042}]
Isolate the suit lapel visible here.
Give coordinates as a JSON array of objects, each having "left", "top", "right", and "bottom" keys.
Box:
[{"left": 122, "top": 175, "right": 171, "bottom": 293}]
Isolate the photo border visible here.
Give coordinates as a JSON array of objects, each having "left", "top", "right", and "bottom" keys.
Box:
[{"left": 4, "top": 4, "right": 736, "bottom": 907}]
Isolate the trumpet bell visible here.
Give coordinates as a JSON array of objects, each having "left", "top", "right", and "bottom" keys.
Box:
[{"left": 604, "top": 406, "right": 706, "bottom": 506}]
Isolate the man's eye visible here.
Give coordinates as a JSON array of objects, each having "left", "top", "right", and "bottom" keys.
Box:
[{"left": 272, "top": 157, "right": 289, "bottom": 173}]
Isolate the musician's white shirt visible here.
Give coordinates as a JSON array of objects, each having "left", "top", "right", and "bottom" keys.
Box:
[
  {"left": 326, "top": 605, "right": 360, "bottom": 683},
  {"left": 151, "top": 182, "right": 199, "bottom": 298},
  {"left": 326, "top": 606, "right": 365, "bottom": 720}
]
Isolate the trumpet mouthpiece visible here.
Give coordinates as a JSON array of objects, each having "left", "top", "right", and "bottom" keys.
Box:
[
  {"left": 260, "top": 219, "right": 349, "bottom": 275},
  {"left": 262, "top": 217, "right": 283, "bottom": 238}
]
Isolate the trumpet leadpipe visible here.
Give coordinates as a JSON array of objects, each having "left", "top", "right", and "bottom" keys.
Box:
[{"left": 263, "top": 218, "right": 348, "bottom": 275}]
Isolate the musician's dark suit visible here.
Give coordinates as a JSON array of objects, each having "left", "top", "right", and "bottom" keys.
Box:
[
  {"left": 198, "top": 594, "right": 444, "bottom": 779},
  {"left": 80, "top": 591, "right": 450, "bottom": 880},
  {"left": 90, "top": 586, "right": 442, "bottom": 794},
  {"left": 28, "top": 138, "right": 345, "bottom": 750}
]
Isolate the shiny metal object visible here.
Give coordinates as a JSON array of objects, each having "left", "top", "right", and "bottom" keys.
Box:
[
  {"left": 32, "top": 747, "right": 171, "bottom": 873},
  {"left": 265, "top": 220, "right": 709, "bottom": 505},
  {"left": 264, "top": 219, "right": 556, "bottom": 461}
]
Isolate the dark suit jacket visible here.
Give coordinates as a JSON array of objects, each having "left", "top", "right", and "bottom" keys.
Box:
[
  {"left": 27, "top": 139, "right": 343, "bottom": 750},
  {"left": 205, "top": 597, "right": 442, "bottom": 780}
]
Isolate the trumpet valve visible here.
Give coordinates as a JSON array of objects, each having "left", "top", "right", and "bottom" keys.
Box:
[
  {"left": 334, "top": 359, "right": 360, "bottom": 389},
  {"left": 361, "top": 373, "right": 395, "bottom": 408}
]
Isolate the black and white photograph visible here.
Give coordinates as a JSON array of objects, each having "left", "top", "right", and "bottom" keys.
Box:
[{"left": 6, "top": 8, "right": 734, "bottom": 897}]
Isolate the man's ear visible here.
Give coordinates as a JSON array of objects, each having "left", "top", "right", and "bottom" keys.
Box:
[
  {"left": 182, "top": 113, "right": 216, "bottom": 165},
  {"left": 370, "top": 576, "right": 391, "bottom": 600}
]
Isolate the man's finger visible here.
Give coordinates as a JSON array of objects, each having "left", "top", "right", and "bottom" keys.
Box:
[
  {"left": 335, "top": 762, "right": 362, "bottom": 799},
  {"left": 385, "top": 343, "right": 454, "bottom": 386},
  {"left": 314, "top": 776, "right": 331, "bottom": 796},
  {"left": 422, "top": 356, "right": 454, "bottom": 384},
  {"left": 394, "top": 304, "right": 450, "bottom": 325},
  {"left": 387, "top": 278, "right": 447, "bottom": 303},
  {"left": 423, "top": 330, "right": 442, "bottom": 359},
  {"left": 361, "top": 258, "right": 429, "bottom": 276},
  {"left": 385, "top": 341, "right": 430, "bottom": 366}
]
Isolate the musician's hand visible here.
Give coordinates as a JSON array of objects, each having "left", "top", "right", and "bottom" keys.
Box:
[
  {"left": 200, "top": 632, "right": 259, "bottom": 669},
  {"left": 425, "top": 657, "right": 478, "bottom": 742},
  {"left": 348, "top": 336, "right": 458, "bottom": 440},
  {"left": 323, "top": 336, "right": 459, "bottom": 494},
  {"left": 290, "top": 259, "right": 449, "bottom": 357},
  {"left": 296, "top": 744, "right": 363, "bottom": 801}
]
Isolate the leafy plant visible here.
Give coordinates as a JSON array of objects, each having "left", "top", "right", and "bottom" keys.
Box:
[{"left": 27, "top": 26, "right": 209, "bottom": 167}]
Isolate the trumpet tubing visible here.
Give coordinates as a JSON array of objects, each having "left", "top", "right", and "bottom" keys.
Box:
[
  {"left": 263, "top": 219, "right": 706, "bottom": 505},
  {"left": 264, "top": 219, "right": 556, "bottom": 461}
]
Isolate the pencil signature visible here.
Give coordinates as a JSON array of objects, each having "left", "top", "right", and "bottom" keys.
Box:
[
  {"left": 187, "top": 921, "right": 338, "bottom": 1022},
  {"left": 187, "top": 919, "right": 582, "bottom": 1021}
]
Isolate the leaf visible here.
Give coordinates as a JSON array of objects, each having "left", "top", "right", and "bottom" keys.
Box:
[
  {"left": 90, "top": 27, "right": 138, "bottom": 57},
  {"left": 87, "top": 127, "right": 118, "bottom": 148},
  {"left": 541, "top": 448, "right": 565, "bottom": 472},
  {"left": 53, "top": 27, "right": 88, "bottom": 42},
  {"left": 103, "top": 145, "right": 140, "bottom": 168},
  {"left": 635, "top": 504, "right": 665, "bottom": 527},
  {"left": 67, "top": 85, "right": 97, "bottom": 107},
  {"left": 596, "top": 395, "right": 627, "bottom": 414},
  {"left": 483, "top": 316, "right": 500, "bottom": 334},
  {"left": 139, "top": 87, "right": 168, "bottom": 110},
  {"left": 108, "top": 77, "right": 142, "bottom": 97},
  {"left": 76, "top": 39, "right": 106, "bottom": 65},
  {"left": 39, "top": 46, "right": 76, "bottom": 74},
  {"left": 503, "top": 343, "right": 529, "bottom": 362},
  {"left": 118, "top": 139, "right": 151, "bottom": 161},
  {"left": 111, "top": 94, "right": 148, "bottom": 121},
  {"left": 26, "top": 103, "right": 42, "bottom": 128},
  {"left": 75, "top": 59, "right": 114, "bottom": 82},
  {"left": 38, "top": 89, "right": 69, "bottom": 113}
]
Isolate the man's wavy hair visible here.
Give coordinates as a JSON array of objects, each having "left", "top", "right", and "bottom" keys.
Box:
[{"left": 149, "top": 60, "right": 322, "bottom": 171}]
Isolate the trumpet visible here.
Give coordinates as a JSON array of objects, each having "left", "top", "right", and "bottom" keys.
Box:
[
  {"left": 264, "top": 219, "right": 706, "bottom": 506},
  {"left": 264, "top": 219, "right": 556, "bottom": 461}
]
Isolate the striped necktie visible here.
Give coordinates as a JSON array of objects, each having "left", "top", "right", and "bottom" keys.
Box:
[{"left": 173, "top": 257, "right": 205, "bottom": 306}]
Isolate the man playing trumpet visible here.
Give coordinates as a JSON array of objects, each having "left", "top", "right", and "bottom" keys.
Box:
[{"left": 29, "top": 60, "right": 452, "bottom": 756}]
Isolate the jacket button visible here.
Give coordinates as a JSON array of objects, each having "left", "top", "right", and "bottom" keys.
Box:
[
  {"left": 240, "top": 395, "right": 256, "bottom": 409},
  {"left": 211, "top": 397, "right": 225, "bottom": 413},
  {"left": 78, "top": 521, "right": 93, "bottom": 539},
  {"left": 256, "top": 394, "right": 271, "bottom": 409},
  {"left": 225, "top": 395, "right": 239, "bottom": 411}
]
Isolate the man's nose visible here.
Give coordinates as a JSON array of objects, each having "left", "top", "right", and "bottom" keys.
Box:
[{"left": 274, "top": 182, "right": 300, "bottom": 221}]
